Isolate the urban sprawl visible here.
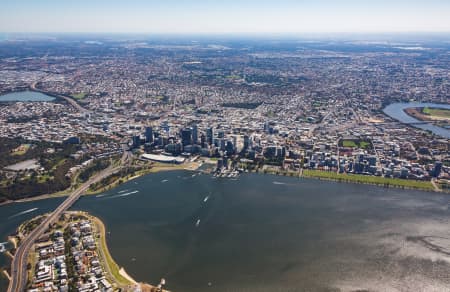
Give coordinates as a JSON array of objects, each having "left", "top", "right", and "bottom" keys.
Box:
[{"left": 0, "top": 38, "right": 449, "bottom": 194}]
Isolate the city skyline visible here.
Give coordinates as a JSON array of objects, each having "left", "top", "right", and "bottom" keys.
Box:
[
  {"left": 1, "top": 0, "right": 450, "bottom": 34},
  {"left": 1, "top": 2, "right": 450, "bottom": 291}
]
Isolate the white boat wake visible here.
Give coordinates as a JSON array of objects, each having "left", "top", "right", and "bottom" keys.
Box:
[
  {"left": 273, "top": 181, "right": 287, "bottom": 185},
  {"left": 8, "top": 207, "right": 38, "bottom": 219},
  {"left": 111, "top": 190, "right": 139, "bottom": 198},
  {"left": 0, "top": 242, "right": 7, "bottom": 253}
]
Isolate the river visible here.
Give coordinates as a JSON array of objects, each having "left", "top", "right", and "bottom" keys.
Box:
[
  {"left": 383, "top": 102, "right": 450, "bottom": 138},
  {"left": 2, "top": 171, "right": 450, "bottom": 291}
]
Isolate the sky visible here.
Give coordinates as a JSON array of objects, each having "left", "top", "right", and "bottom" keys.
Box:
[{"left": 1, "top": 0, "right": 450, "bottom": 34}]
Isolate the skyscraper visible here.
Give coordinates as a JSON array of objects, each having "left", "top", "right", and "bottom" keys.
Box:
[
  {"left": 243, "top": 135, "right": 250, "bottom": 150},
  {"left": 145, "top": 126, "right": 153, "bottom": 143},
  {"left": 206, "top": 127, "right": 214, "bottom": 145},
  {"left": 132, "top": 135, "right": 141, "bottom": 149},
  {"left": 192, "top": 124, "right": 198, "bottom": 145},
  {"left": 181, "top": 128, "right": 192, "bottom": 146}
]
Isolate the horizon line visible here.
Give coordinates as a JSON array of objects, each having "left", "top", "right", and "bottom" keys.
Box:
[{"left": 2, "top": 31, "right": 450, "bottom": 37}]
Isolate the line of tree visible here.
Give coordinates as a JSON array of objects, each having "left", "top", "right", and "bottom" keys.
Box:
[{"left": 78, "top": 159, "right": 111, "bottom": 183}]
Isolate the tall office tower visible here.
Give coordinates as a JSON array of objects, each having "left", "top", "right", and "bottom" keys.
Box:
[
  {"left": 243, "top": 135, "right": 250, "bottom": 150},
  {"left": 192, "top": 124, "right": 198, "bottom": 145},
  {"left": 181, "top": 128, "right": 193, "bottom": 146},
  {"left": 206, "top": 127, "right": 214, "bottom": 145},
  {"left": 145, "top": 126, "right": 153, "bottom": 143}
]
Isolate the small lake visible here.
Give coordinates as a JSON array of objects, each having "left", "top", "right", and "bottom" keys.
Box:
[
  {"left": 383, "top": 102, "right": 450, "bottom": 138},
  {"left": 0, "top": 91, "right": 55, "bottom": 102}
]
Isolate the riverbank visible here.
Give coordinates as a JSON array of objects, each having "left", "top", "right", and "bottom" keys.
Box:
[
  {"left": 89, "top": 214, "right": 166, "bottom": 290},
  {"left": 2, "top": 163, "right": 444, "bottom": 208},
  {"left": 301, "top": 169, "right": 440, "bottom": 192},
  {"left": 405, "top": 107, "right": 450, "bottom": 122},
  {"left": 0, "top": 162, "right": 200, "bottom": 206},
  {"left": 254, "top": 168, "right": 443, "bottom": 193},
  {"left": 383, "top": 102, "right": 450, "bottom": 138},
  {"left": 85, "top": 161, "right": 198, "bottom": 195},
  {"left": 2, "top": 168, "right": 450, "bottom": 291},
  {"left": 2, "top": 269, "right": 11, "bottom": 281},
  {"left": 12, "top": 211, "right": 161, "bottom": 291},
  {"left": 29, "top": 82, "right": 88, "bottom": 113},
  {"left": 85, "top": 213, "right": 140, "bottom": 288}
]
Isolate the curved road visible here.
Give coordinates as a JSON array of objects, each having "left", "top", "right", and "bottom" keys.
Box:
[
  {"left": 30, "top": 81, "right": 89, "bottom": 113},
  {"left": 7, "top": 163, "right": 124, "bottom": 292}
]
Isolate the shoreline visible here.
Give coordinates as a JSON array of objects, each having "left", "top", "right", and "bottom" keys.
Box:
[
  {"left": 254, "top": 168, "right": 444, "bottom": 193},
  {"left": 0, "top": 162, "right": 199, "bottom": 207},
  {"left": 404, "top": 107, "right": 450, "bottom": 122},
  {"left": 10, "top": 211, "right": 160, "bottom": 291},
  {"left": 29, "top": 82, "right": 89, "bottom": 113},
  {"left": 73, "top": 212, "right": 167, "bottom": 290},
  {"left": 383, "top": 102, "right": 450, "bottom": 139},
  {"left": 84, "top": 213, "right": 141, "bottom": 288},
  {"left": 2, "top": 269, "right": 11, "bottom": 281},
  {"left": 301, "top": 172, "right": 444, "bottom": 193},
  {"left": 1, "top": 163, "right": 445, "bottom": 207}
]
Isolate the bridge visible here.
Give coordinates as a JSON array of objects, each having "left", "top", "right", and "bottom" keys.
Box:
[{"left": 8, "top": 150, "right": 131, "bottom": 292}]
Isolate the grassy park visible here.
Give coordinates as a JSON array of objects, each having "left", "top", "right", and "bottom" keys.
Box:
[
  {"left": 302, "top": 169, "right": 435, "bottom": 191},
  {"left": 71, "top": 92, "right": 87, "bottom": 100},
  {"left": 422, "top": 107, "right": 450, "bottom": 119},
  {"left": 341, "top": 139, "right": 371, "bottom": 149}
]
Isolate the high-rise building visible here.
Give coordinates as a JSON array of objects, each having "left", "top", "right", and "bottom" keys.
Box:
[
  {"left": 206, "top": 127, "right": 214, "bottom": 145},
  {"left": 181, "top": 128, "right": 192, "bottom": 146},
  {"left": 200, "top": 133, "right": 206, "bottom": 147},
  {"left": 225, "top": 140, "right": 235, "bottom": 155},
  {"left": 145, "top": 126, "right": 153, "bottom": 143},
  {"left": 132, "top": 135, "right": 141, "bottom": 149},
  {"left": 243, "top": 135, "right": 250, "bottom": 150},
  {"left": 192, "top": 124, "right": 198, "bottom": 145},
  {"left": 219, "top": 138, "right": 226, "bottom": 151}
]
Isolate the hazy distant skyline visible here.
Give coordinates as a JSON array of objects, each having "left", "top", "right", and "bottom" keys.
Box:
[{"left": 1, "top": 0, "right": 450, "bottom": 34}]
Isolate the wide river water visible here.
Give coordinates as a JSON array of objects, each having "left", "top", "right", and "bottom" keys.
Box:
[
  {"left": 383, "top": 102, "right": 450, "bottom": 138},
  {"left": 2, "top": 171, "right": 450, "bottom": 291}
]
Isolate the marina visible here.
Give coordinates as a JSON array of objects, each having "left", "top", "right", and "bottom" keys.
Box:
[{"left": 213, "top": 169, "right": 240, "bottom": 178}]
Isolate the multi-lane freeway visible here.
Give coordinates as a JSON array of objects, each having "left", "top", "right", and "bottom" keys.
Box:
[
  {"left": 30, "top": 81, "right": 89, "bottom": 114},
  {"left": 7, "top": 156, "right": 128, "bottom": 292}
]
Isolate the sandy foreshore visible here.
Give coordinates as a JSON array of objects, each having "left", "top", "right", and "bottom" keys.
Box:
[
  {"left": 85, "top": 212, "right": 165, "bottom": 291},
  {"left": 2, "top": 269, "right": 11, "bottom": 281},
  {"left": 119, "top": 268, "right": 137, "bottom": 284}
]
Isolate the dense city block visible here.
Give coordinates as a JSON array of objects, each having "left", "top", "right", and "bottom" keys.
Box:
[{"left": 0, "top": 36, "right": 449, "bottom": 199}]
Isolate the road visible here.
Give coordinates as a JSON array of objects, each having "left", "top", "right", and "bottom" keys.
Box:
[
  {"left": 30, "top": 81, "right": 89, "bottom": 113},
  {"left": 308, "top": 110, "right": 333, "bottom": 137},
  {"left": 7, "top": 163, "right": 124, "bottom": 292}
]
